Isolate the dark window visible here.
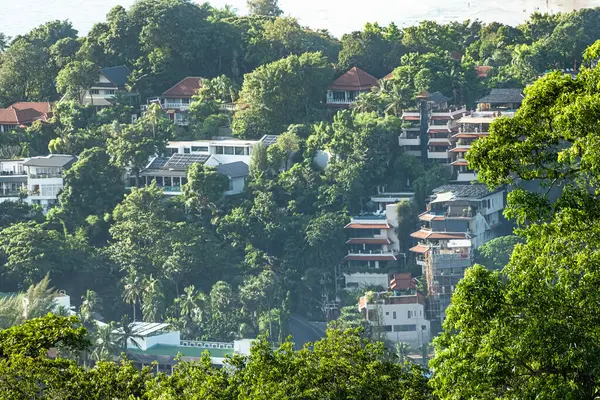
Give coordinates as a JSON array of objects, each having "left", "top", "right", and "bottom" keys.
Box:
[
  {"left": 184, "top": 148, "right": 191, "bottom": 154},
  {"left": 191, "top": 146, "right": 208, "bottom": 152},
  {"left": 235, "top": 147, "right": 245, "bottom": 155},
  {"left": 90, "top": 89, "right": 99, "bottom": 95},
  {"left": 224, "top": 147, "right": 234, "bottom": 155},
  {"left": 216, "top": 146, "right": 224, "bottom": 155}
]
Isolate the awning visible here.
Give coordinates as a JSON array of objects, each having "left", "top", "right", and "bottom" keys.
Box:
[
  {"left": 409, "top": 245, "right": 430, "bottom": 254},
  {"left": 346, "top": 238, "right": 392, "bottom": 245},
  {"left": 430, "top": 191, "right": 455, "bottom": 204},
  {"left": 345, "top": 223, "right": 391, "bottom": 229}
]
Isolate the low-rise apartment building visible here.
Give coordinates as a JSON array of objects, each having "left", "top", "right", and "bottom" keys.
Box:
[
  {"left": 24, "top": 155, "right": 76, "bottom": 211},
  {"left": 410, "top": 184, "right": 505, "bottom": 321},
  {"left": 450, "top": 88, "right": 523, "bottom": 182},
  {"left": 0, "top": 159, "right": 27, "bottom": 201},
  {"left": 358, "top": 273, "right": 430, "bottom": 348},
  {"left": 399, "top": 91, "right": 467, "bottom": 163}
]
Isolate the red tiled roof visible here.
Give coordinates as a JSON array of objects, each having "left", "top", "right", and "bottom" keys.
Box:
[
  {"left": 0, "top": 102, "right": 52, "bottom": 125},
  {"left": 390, "top": 273, "right": 416, "bottom": 290},
  {"left": 419, "top": 213, "right": 445, "bottom": 222},
  {"left": 449, "top": 147, "right": 470, "bottom": 153},
  {"left": 345, "top": 223, "right": 391, "bottom": 229},
  {"left": 451, "top": 160, "right": 469, "bottom": 166},
  {"left": 428, "top": 128, "right": 450, "bottom": 134},
  {"left": 410, "top": 230, "right": 468, "bottom": 240},
  {"left": 475, "top": 65, "right": 493, "bottom": 78},
  {"left": 346, "top": 238, "right": 392, "bottom": 245},
  {"left": 329, "top": 67, "right": 379, "bottom": 91},
  {"left": 431, "top": 116, "right": 452, "bottom": 121},
  {"left": 344, "top": 255, "right": 398, "bottom": 261},
  {"left": 162, "top": 77, "right": 203, "bottom": 98},
  {"left": 453, "top": 133, "right": 488, "bottom": 139},
  {"left": 428, "top": 141, "right": 451, "bottom": 147},
  {"left": 409, "top": 245, "right": 430, "bottom": 254}
]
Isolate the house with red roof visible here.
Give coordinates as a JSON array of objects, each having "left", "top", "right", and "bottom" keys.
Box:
[
  {"left": 146, "top": 76, "right": 203, "bottom": 126},
  {"left": 326, "top": 67, "right": 379, "bottom": 108},
  {"left": 0, "top": 102, "right": 53, "bottom": 132}
]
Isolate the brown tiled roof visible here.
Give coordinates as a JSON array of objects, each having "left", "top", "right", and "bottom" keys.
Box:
[
  {"left": 0, "top": 102, "right": 52, "bottom": 125},
  {"left": 329, "top": 67, "right": 379, "bottom": 91},
  {"left": 344, "top": 254, "right": 398, "bottom": 261},
  {"left": 419, "top": 213, "right": 445, "bottom": 222},
  {"left": 410, "top": 230, "right": 468, "bottom": 240},
  {"left": 428, "top": 128, "right": 450, "bottom": 134},
  {"left": 475, "top": 66, "right": 493, "bottom": 78},
  {"left": 449, "top": 147, "right": 470, "bottom": 153},
  {"left": 409, "top": 245, "right": 430, "bottom": 254},
  {"left": 390, "top": 273, "right": 416, "bottom": 290},
  {"left": 346, "top": 238, "right": 392, "bottom": 245},
  {"left": 345, "top": 223, "right": 391, "bottom": 229},
  {"left": 451, "top": 160, "right": 469, "bottom": 166},
  {"left": 162, "top": 77, "right": 203, "bottom": 98}
]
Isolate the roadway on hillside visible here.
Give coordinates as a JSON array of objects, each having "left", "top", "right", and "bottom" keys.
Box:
[{"left": 289, "top": 314, "right": 327, "bottom": 349}]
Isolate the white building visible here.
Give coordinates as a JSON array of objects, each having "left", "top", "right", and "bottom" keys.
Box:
[
  {"left": 0, "top": 159, "right": 27, "bottom": 202},
  {"left": 81, "top": 66, "right": 138, "bottom": 111},
  {"left": 358, "top": 274, "right": 430, "bottom": 348},
  {"left": 21, "top": 155, "right": 76, "bottom": 211}
]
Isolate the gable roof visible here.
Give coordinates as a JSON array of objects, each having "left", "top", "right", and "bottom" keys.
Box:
[
  {"left": 477, "top": 88, "right": 524, "bottom": 105},
  {"left": 0, "top": 102, "right": 53, "bottom": 125},
  {"left": 100, "top": 66, "right": 131, "bottom": 88},
  {"left": 216, "top": 161, "right": 249, "bottom": 178},
  {"left": 162, "top": 77, "right": 203, "bottom": 98},
  {"left": 329, "top": 67, "right": 379, "bottom": 91},
  {"left": 23, "top": 154, "right": 75, "bottom": 168}
]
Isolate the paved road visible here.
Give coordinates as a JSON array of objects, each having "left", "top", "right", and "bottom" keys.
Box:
[{"left": 289, "top": 315, "right": 327, "bottom": 349}]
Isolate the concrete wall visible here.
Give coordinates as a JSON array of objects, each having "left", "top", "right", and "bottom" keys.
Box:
[
  {"left": 366, "top": 302, "right": 430, "bottom": 347},
  {"left": 344, "top": 272, "right": 389, "bottom": 289},
  {"left": 135, "top": 331, "right": 181, "bottom": 351},
  {"left": 224, "top": 176, "right": 246, "bottom": 196}
]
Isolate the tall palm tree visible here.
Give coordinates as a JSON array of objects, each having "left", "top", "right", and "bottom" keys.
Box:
[
  {"left": 91, "top": 322, "right": 119, "bottom": 362},
  {"left": 114, "top": 316, "right": 145, "bottom": 354},
  {"left": 80, "top": 290, "right": 102, "bottom": 325},
  {"left": 141, "top": 275, "right": 165, "bottom": 322},
  {"left": 395, "top": 341, "right": 412, "bottom": 364},
  {"left": 122, "top": 272, "right": 143, "bottom": 321}
]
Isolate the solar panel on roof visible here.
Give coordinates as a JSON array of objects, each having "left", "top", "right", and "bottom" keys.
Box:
[
  {"left": 164, "top": 153, "right": 209, "bottom": 170},
  {"left": 261, "top": 135, "right": 279, "bottom": 146},
  {"left": 147, "top": 157, "right": 169, "bottom": 169}
]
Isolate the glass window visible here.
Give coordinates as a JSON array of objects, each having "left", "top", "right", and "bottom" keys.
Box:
[
  {"left": 234, "top": 147, "right": 245, "bottom": 155},
  {"left": 422, "top": 325, "right": 427, "bottom": 331},
  {"left": 184, "top": 148, "right": 191, "bottom": 154},
  {"left": 90, "top": 89, "right": 99, "bottom": 95},
  {"left": 191, "top": 146, "right": 209, "bottom": 152},
  {"left": 216, "top": 146, "right": 224, "bottom": 155},
  {"left": 407, "top": 311, "right": 412, "bottom": 319},
  {"left": 224, "top": 147, "right": 234, "bottom": 155},
  {"left": 393, "top": 311, "right": 396, "bottom": 319},
  {"left": 104, "top": 89, "right": 115, "bottom": 95},
  {"left": 228, "top": 179, "right": 233, "bottom": 191}
]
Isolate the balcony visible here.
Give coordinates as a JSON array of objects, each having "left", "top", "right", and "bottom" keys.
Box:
[
  {"left": 456, "top": 172, "right": 478, "bottom": 182},
  {"left": 327, "top": 98, "right": 354, "bottom": 105},
  {"left": 165, "top": 102, "right": 190, "bottom": 110},
  {"left": 398, "top": 136, "right": 421, "bottom": 146},
  {"left": 0, "top": 171, "right": 25, "bottom": 176},
  {"left": 219, "top": 103, "right": 237, "bottom": 112},
  {"left": 427, "top": 151, "right": 449, "bottom": 159},
  {"left": 29, "top": 173, "right": 62, "bottom": 179},
  {"left": 0, "top": 190, "right": 22, "bottom": 198}
]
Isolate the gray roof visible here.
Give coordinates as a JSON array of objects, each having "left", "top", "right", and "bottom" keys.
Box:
[
  {"left": 260, "top": 135, "right": 279, "bottom": 147},
  {"left": 100, "top": 66, "right": 131, "bottom": 88},
  {"left": 216, "top": 161, "right": 249, "bottom": 178},
  {"left": 23, "top": 154, "right": 76, "bottom": 168},
  {"left": 427, "top": 91, "right": 450, "bottom": 104},
  {"left": 477, "top": 89, "right": 524, "bottom": 104},
  {"left": 432, "top": 184, "right": 493, "bottom": 199}
]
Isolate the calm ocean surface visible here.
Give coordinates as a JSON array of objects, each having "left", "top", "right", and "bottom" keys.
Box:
[{"left": 2, "top": 0, "right": 600, "bottom": 38}]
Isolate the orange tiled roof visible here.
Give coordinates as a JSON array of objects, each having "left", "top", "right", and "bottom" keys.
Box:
[
  {"left": 451, "top": 160, "right": 469, "bottom": 166},
  {"left": 410, "top": 230, "right": 468, "bottom": 240},
  {"left": 449, "top": 147, "right": 470, "bottom": 153},
  {"left": 329, "top": 67, "right": 379, "bottom": 91},
  {"left": 162, "top": 77, "right": 203, "bottom": 98},
  {"left": 409, "top": 244, "right": 430, "bottom": 254}
]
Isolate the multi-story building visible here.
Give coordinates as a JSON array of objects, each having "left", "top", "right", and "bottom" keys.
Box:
[
  {"left": 0, "top": 102, "right": 53, "bottom": 132},
  {"left": 450, "top": 89, "right": 523, "bottom": 182},
  {"left": 81, "top": 66, "right": 139, "bottom": 110},
  {"left": 358, "top": 273, "right": 430, "bottom": 348},
  {"left": 129, "top": 135, "right": 278, "bottom": 196},
  {"left": 409, "top": 184, "right": 505, "bottom": 321},
  {"left": 0, "top": 159, "right": 27, "bottom": 202},
  {"left": 23, "top": 155, "right": 76, "bottom": 211},
  {"left": 326, "top": 67, "right": 379, "bottom": 108},
  {"left": 399, "top": 91, "right": 467, "bottom": 163},
  {"left": 343, "top": 204, "right": 404, "bottom": 290}
]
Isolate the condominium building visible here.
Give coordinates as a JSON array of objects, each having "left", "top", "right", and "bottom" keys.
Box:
[
  {"left": 24, "top": 155, "right": 76, "bottom": 211},
  {"left": 450, "top": 89, "right": 523, "bottom": 182},
  {"left": 398, "top": 91, "right": 467, "bottom": 163},
  {"left": 358, "top": 273, "right": 430, "bottom": 348},
  {"left": 0, "top": 159, "right": 27, "bottom": 201},
  {"left": 326, "top": 67, "right": 379, "bottom": 108},
  {"left": 410, "top": 184, "right": 505, "bottom": 321}
]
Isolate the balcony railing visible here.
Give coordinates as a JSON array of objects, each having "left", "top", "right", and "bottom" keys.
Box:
[
  {"left": 0, "top": 190, "right": 21, "bottom": 197},
  {"left": 327, "top": 98, "right": 354, "bottom": 105},
  {"left": 165, "top": 102, "right": 190, "bottom": 110},
  {"left": 29, "top": 173, "right": 61, "bottom": 179},
  {"left": 347, "top": 249, "right": 398, "bottom": 255},
  {"left": 0, "top": 171, "right": 25, "bottom": 176},
  {"left": 162, "top": 186, "right": 182, "bottom": 193},
  {"left": 219, "top": 103, "right": 237, "bottom": 111}
]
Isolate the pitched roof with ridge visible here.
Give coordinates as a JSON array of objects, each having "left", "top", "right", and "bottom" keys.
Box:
[
  {"left": 100, "top": 66, "right": 132, "bottom": 88},
  {"left": 329, "top": 67, "right": 379, "bottom": 91},
  {"left": 0, "top": 102, "right": 53, "bottom": 125},
  {"left": 477, "top": 89, "right": 524, "bottom": 105},
  {"left": 162, "top": 77, "right": 203, "bottom": 98}
]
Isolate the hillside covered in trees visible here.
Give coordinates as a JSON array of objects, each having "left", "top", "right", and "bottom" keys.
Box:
[{"left": 3, "top": 0, "right": 600, "bottom": 397}]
